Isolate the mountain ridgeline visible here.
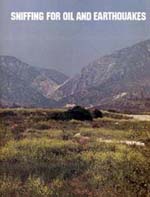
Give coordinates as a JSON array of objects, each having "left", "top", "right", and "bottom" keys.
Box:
[
  {"left": 0, "top": 56, "right": 68, "bottom": 107},
  {"left": 0, "top": 39, "right": 150, "bottom": 112},
  {"left": 51, "top": 39, "right": 150, "bottom": 112}
]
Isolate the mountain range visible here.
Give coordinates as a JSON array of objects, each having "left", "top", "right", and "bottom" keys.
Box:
[
  {"left": 51, "top": 39, "right": 150, "bottom": 112},
  {"left": 0, "top": 56, "right": 68, "bottom": 107},
  {"left": 0, "top": 39, "right": 150, "bottom": 112}
]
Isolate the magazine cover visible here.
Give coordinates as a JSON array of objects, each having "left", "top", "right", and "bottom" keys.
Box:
[{"left": 0, "top": 0, "right": 150, "bottom": 196}]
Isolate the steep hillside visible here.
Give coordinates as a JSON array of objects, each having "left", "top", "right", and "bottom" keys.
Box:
[
  {"left": 0, "top": 56, "right": 68, "bottom": 107},
  {"left": 51, "top": 40, "right": 150, "bottom": 112}
]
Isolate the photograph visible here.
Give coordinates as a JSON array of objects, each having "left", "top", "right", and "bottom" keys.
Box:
[{"left": 0, "top": 0, "right": 150, "bottom": 196}]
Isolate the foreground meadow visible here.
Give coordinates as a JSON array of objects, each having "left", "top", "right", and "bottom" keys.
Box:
[{"left": 0, "top": 109, "right": 150, "bottom": 197}]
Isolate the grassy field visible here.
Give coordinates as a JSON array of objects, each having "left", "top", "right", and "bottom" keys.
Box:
[{"left": 0, "top": 108, "right": 150, "bottom": 197}]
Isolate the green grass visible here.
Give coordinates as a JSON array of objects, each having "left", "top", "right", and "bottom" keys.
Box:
[{"left": 0, "top": 109, "right": 150, "bottom": 196}]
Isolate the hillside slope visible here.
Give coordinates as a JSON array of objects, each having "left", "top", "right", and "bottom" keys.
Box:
[
  {"left": 0, "top": 56, "right": 68, "bottom": 107},
  {"left": 51, "top": 40, "right": 150, "bottom": 111}
]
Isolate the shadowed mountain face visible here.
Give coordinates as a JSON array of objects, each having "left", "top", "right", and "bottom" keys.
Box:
[
  {"left": 1, "top": 40, "right": 150, "bottom": 111},
  {"left": 51, "top": 40, "right": 150, "bottom": 112},
  {"left": 0, "top": 56, "right": 68, "bottom": 107}
]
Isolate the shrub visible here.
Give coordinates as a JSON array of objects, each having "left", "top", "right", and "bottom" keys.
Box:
[
  {"left": 67, "top": 106, "right": 93, "bottom": 121},
  {"left": 33, "top": 123, "right": 50, "bottom": 130},
  {"left": 0, "top": 176, "right": 51, "bottom": 197},
  {"left": 0, "top": 123, "right": 13, "bottom": 146},
  {"left": 50, "top": 111, "right": 71, "bottom": 121},
  {"left": 0, "top": 176, "right": 23, "bottom": 197},
  {"left": 92, "top": 109, "right": 103, "bottom": 119},
  {"left": 25, "top": 177, "right": 50, "bottom": 197},
  {"left": 50, "top": 106, "right": 93, "bottom": 121},
  {"left": 0, "top": 111, "right": 17, "bottom": 118}
]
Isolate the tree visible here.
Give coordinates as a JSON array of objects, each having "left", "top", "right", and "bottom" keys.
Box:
[
  {"left": 50, "top": 106, "right": 93, "bottom": 121},
  {"left": 92, "top": 109, "right": 103, "bottom": 119},
  {"left": 67, "top": 106, "right": 93, "bottom": 121}
]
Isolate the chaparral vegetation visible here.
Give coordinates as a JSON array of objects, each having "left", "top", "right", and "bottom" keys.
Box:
[{"left": 0, "top": 107, "right": 150, "bottom": 197}]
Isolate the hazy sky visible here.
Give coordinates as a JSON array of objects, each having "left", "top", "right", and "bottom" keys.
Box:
[{"left": 0, "top": 0, "right": 150, "bottom": 75}]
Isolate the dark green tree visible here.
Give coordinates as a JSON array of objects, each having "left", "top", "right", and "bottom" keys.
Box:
[{"left": 92, "top": 109, "right": 103, "bottom": 119}]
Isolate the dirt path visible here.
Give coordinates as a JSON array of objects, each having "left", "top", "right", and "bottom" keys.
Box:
[
  {"left": 130, "top": 115, "right": 150, "bottom": 121},
  {"left": 97, "top": 138, "right": 145, "bottom": 146}
]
